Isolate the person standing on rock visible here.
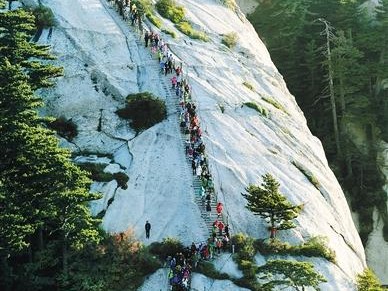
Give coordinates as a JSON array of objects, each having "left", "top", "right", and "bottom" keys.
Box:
[
  {"left": 206, "top": 200, "right": 212, "bottom": 217},
  {"left": 145, "top": 220, "right": 151, "bottom": 239},
  {"left": 144, "top": 31, "right": 149, "bottom": 47}
]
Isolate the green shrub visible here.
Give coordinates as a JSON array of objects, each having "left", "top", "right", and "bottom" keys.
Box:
[
  {"left": 175, "top": 21, "right": 209, "bottom": 41},
  {"left": 243, "top": 81, "right": 254, "bottom": 91},
  {"left": 31, "top": 5, "right": 55, "bottom": 28},
  {"left": 78, "top": 163, "right": 114, "bottom": 182},
  {"left": 231, "top": 233, "right": 256, "bottom": 262},
  {"left": 113, "top": 172, "right": 129, "bottom": 189},
  {"left": 243, "top": 102, "right": 268, "bottom": 117},
  {"left": 222, "top": 32, "right": 238, "bottom": 48},
  {"left": 295, "top": 236, "right": 336, "bottom": 263},
  {"left": 255, "top": 238, "right": 292, "bottom": 255},
  {"left": 230, "top": 233, "right": 249, "bottom": 251},
  {"left": 60, "top": 230, "right": 160, "bottom": 290},
  {"left": 238, "top": 242, "right": 255, "bottom": 261},
  {"left": 132, "top": 0, "right": 152, "bottom": 15},
  {"left": 156, "top": 0, "right": 185, "bottom": 24},
  {"left": 233, "top": 277, "right": 262, "bottom": 291},
  {"left": 148, "top": 237, "right": 184, "bottom": 260},
  {"left": 146, "top": 13, "right": 162, "bottom": 28},
  {"left": 241, "top": 265, "right": 257, "bottom": 280},
  {"left": 262, "top": 97, "right": 288, "bottom": 114},
  {"left": 48, "top": 117, "right": 78, "bottom": 141},
  {"left": 161, "top": 28, "right": 177, "bottom": 38},
  {"left": 196, "top": 261, "right": 230, "bottom": 280},
  {"left": 255, "top": 237, "right": 336, "bottom": 263},
  {"left": 116, "top": 92, "right": 167, "bottom": 132},
  {"left": 356, "top": 268, "right": 383, "bottom": 291}
]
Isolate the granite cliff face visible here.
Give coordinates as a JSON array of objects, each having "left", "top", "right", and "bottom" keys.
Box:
[{"left": 34, "top": 0, "right": 366, "bottom": 288}]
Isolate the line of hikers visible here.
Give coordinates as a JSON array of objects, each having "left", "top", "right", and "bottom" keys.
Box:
[
  {"left": 131, "top": 3, "right": 233, "bottom": 243},
  {"left": 108, "top": 3, "right": 234, "bottom": 289}
]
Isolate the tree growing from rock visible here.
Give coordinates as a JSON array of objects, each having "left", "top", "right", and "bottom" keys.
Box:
[
  {"left": 242, "top": 173, "right": 302, "bottom": 238},
  {"left": 258, "top": 259, "right": 327, "bottom": 291}
]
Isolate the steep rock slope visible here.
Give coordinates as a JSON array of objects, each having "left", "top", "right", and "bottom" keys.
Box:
[{"left": 37, "top": 0, "right": 366, "bottom": 289}]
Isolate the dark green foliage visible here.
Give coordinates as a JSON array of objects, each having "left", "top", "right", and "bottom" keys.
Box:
[
  {"left": 78, "top": 163, "right": 128, "bottom": 189},
  {"left": 233, "top": 277, "right": 264, "bottom": 291},
  {"left": 242, "top": 173, "right": 302, "bottom": 238},
  {"left": 222, "top": 32, "right": 238, "bottom": 48},
  {"left": 48, "top": 117, "right": 78, "bottom": 141},
  {"left": 258, "top": 259, "right": 327, "bottom": 290},
  {"left": 113, "top": 172, "right": 129, "bottom": 189},
  {"left": 196, "top": 261, "right": 230, "bottom": 280},
  {"left": 231, "top": 233, "right": 255, "bottom": 261},
  {"left": 243, "top": 102, "right": 268, "bottom": 117},
  {"left": 249, "top": 0, "right": 388, "bottom": 244},
  {"left": 156, "top": 0, "right": 185, "bottom": 24},
  {"left": 0, "top": 60, "right": 101, "bottom": 290},
  {"left": 77, "top": 162, "right": 114, "bottom": 182},
  {"left": 230, "top": 233, "right": 260, "bottom": 289},
  {"left": 0, "top": 11, "right": 157, "bottom": 291},
  {"left": 58, "top": 230, "right": 160, "bottom": 291},
  {"left": 0, "top": 9, "right": 63, "bottom": 90},
  {"left": 116, "top": 92, "right": 167, "bottom": 132},
  {"left": 148, "top": 237, "right": 184, "bottom": 260},
  {"left": 356, "top": 268, "right": 383, "bottom": 291},
  {"left": 31, "top": 5, "right": 55, "bottom": 28}
]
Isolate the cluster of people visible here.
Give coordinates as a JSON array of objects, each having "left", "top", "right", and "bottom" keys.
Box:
[
  {"left": 166, "top": 235, "right": 232, "bottom": 290},
  {"left": 109, "top": 0, "right": 143, "bottom": 29},
  {"left": 167, "top": 251, "right": 192, "bottom": 291}
]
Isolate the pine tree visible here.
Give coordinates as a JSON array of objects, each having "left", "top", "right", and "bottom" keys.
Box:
[
  {"left": 0, "top": 9, "right": 63, "bottom": 90},
  {"left": 242, "top": 173, "right": 301, "bottom": 239},
  {"left": 0, "top": 60, "right": 100, "bottom": 288},
  {"left": 330, "top": 30, "right": 364, "bottom": 114}
]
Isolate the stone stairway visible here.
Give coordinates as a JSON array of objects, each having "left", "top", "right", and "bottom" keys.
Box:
[
  {"left": 104, "top": 0, "right": 228, "bottom": 243},
  {"left": 162, "top": 80, "right": 227, "bottom": 239}
]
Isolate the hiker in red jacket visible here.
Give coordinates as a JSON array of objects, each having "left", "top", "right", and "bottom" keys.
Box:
[
  {"left": 217, "top": 221, "right": 224, "bottom": 236},
  {"left": 216, "top": 202, "right": 223, "bottom": 218}
]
